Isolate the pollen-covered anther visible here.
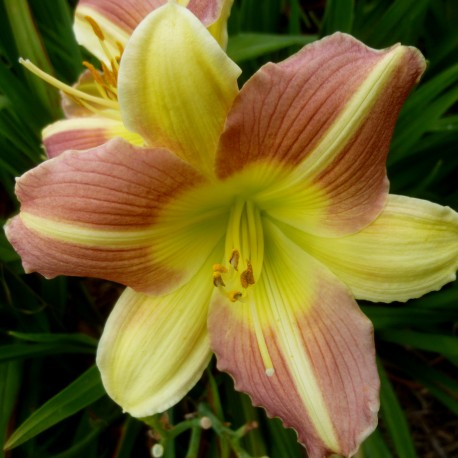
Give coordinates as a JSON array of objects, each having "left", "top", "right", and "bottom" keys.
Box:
[
  {"left": 213, "top": 271, "right": 225, "bottom": 287},
  {"left": 84, "top": 15, "right": 105, "bottom": 41},
  {"left": 229, "top": 249, "right": 240, "bottom": 271},
  {"left": 213, "top": 263, "right": 228, "bottom": 274},
  {"left": 228, "top": 290, "right": 243, "bottom": 302},
  {"left": 240, "top": 260, "right": 255, "bottom": 289},
  {"left": 85, "top": 16, "right": 122, "bottom": 75}
]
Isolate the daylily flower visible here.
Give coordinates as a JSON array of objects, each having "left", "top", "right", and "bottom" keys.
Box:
[
  {"left": 5, "top": 3, "right": 458, "bottom": 457},
  {"left": 25, "top": 0, "right": 232, "bottom": 158}
]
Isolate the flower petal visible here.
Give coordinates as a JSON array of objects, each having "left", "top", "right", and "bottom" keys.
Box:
[
  {"left": 118, "top": 2, "right": 241, "bottom": 176},
  {"left": 209, "top": 221, "right": 379, "bottom": 457},
  {"left": 74, "top": 0, "right": 231, "bottom": 62},
  {"left": 4, "top": 138, "right": 224, "bottom": 295},
  {"left": 74, "top": 2, "right": 130, "bottom": 65},
  {"left": 283, "top": 195, "right": 458, "bottom": 303},
  {"left": 193, "top": 0, "right": 233, "bottom": 48},
  {"left": 42, "top": 117, "right": 144, "bottom": 158},
  {"left": 216, "top": 33, "right": 425, "bottom": 236},
  {"left": 97, "top": 251, "right": 215, "bottom": 416}
]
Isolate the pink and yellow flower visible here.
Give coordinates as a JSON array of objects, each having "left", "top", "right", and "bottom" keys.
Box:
[
  {"left": 28, "top": 0, "right": 232, "bottom": 158},
  {"left": 6, "top": 2, "right": 458, "bottom": 457}
]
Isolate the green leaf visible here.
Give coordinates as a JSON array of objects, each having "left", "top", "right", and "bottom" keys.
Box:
[
  {"left": 390, "top": 353, "right": 458, "bottom": 416},
  {"left": 265, "top": 417, "right": 303, "bottom": 458},
  {"left": 0, "top": 228, "right": 19, "bottom": 263},
  {"left": 8, "top": 331, "right": 97, "bottom": 347},
  {"left": 362, "top": 305, "right": 458, "bottom": 329},
  {"left": 378, "top": 330, "right": 458, "bottom": 364},
  {"left": 4, "top": 365, "right": 106, "bottom": 450},
  {"left": 227, "top": 33, "right": 316, "bottom": 63},
  {"left": 321, "top": 0, "right": 354, "bottom": 36},
  {"left": 360, "top": 428, "right": 393, "bottom": 458},
  {"left": 47, "top": 426, "right": 104, "bottom": 458},
  {"left": 378, "top": 360, "right": 417, "bottom": 458},
  {"left": 29, "top": 0, "right": 82, "bottom": 83},
  {"left": 0, "top": 361, "right": 22, "bottom": 458},
  {"left": 390, "top": 63, "right": 458, "bottom": 165},
  {"left": 356, "top": 0, "right": 431, "bottom": 47},
  {"left": 0, "top": 343, "right": 95, "bottom": 363},
  {"left": 3, "top": 0, "right": 60, "bottom": 117},
  {"left": 413, "top": 283, "right": 458, "bottom": 309},
  {"left": 115, "top": 417, "right": 144, "bottom": 458}
]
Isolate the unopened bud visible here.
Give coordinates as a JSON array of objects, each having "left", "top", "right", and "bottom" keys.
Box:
[
  {"left": 151, "top": 443, "right": 164, "bottom": 457},
  {"left": 199, "top": 416, "right": 212, "bottom": 430}
]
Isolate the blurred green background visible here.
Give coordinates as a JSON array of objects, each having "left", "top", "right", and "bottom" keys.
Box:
[{"left": 1, "top": 0, "right": 457, "bottom": 457}]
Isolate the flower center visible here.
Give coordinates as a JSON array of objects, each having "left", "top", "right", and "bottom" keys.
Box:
[
  {"left": 212, "top": 198, "right": 275, "bottom": 377},
  {"left": 212, "top": 198, "right": 263, "bottom": 302}
]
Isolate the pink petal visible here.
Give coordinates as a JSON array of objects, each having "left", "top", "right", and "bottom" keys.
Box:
[
  {"left": 6, "top": 138, "right": 210, "bottom": 294},
  {"left": 77, "top": 0, "right": 225, "bottom": 34},
  {"left": 208, "top": 222, "right": 379, "bottom": 457},
  {"left": 42, "top": 117, "right": 144, "bottom": 158},
  {"left": 216, "top": 33, "right": 425, "bottom": 236}
]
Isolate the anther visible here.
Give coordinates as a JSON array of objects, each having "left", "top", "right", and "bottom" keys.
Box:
[
  {"left": 229, "top": 249, "right": 240, "bottom": 271},
  {"left": 228, "top": 290, "right": 242, "bottom": 302},
  {"left": 101, "top": 61, "right": 117, "bottom": 88},
  {"left": 212, "top": 264, "right": 227, "bottom": 274},
  {"left": 85, "top": 16, "right": 105, "bottom": 41},
  {"left": 115, "top": 41, "right": 124, "bottom": 56},
  {"left": 82, "top": 61, "right": 106, "bottom": 86},
  {"left": 213, "top": 272, "right": 225, "bottom": 288},
  {"left": 240, "top": 260, "right": 255, "bottom": 289}
]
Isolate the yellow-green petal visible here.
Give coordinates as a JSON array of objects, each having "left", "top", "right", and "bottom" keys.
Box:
[
  {"left": 74, "top": 3, "right": 129, "bottom": 66},
  {"left": 118, "top": 2, "right": 241, "bottom": 176},
  {"left": 283, "top": 194, "right": 458, "bottom": 302},
  {"left": 96, "top": 252, "right": 217, "bottom": 417},
  {"left": 205, "top": 0, "right": 233, "bottom": 48}
]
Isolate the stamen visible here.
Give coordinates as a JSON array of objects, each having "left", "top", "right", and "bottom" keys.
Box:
[
  {"left": 82, "top": 61, "right": 112, "bottom": 99},
  {"left": 19, "top": 58, "right": 118, "bottom": 109},
  {"left": 213, "top": 264, "right": 228, "bottom": 274},
  {"left": 213, "top": 272, "right": 225, "bottom": 287},
  {"left": 85, "top": 16, "right": 121, "bottom": 73},
  {"left": 240, "top": 260, "right": 255, "bottom": 288},
  {"left": 101, "top": 61, "right": 118, "bottom": 88},
  {"left": 82, "top": 61, "right": 105, "bottom": 87},
  {"left": 229, "top": 249, "right": 240, "bottom": 271},
  {"left": 228, "top": 290, "right": 243, "bottom": 302},
  {"left": 84, "top": 15, "right": 105, "bottom": 40},
  {"left": 115, "top": 41, "right": 124, "bottom": 56}
]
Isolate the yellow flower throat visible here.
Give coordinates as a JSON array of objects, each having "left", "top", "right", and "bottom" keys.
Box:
[
  {"left": 213, "top": 198, "right": 264, "bottom": 303},
  {"left": 212, "top": 198, "right": 274, "bottom": 376}
]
